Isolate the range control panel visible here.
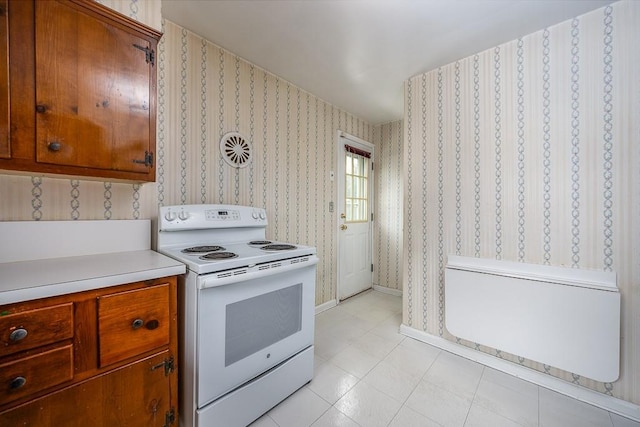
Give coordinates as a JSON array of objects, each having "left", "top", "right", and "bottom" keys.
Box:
[
  {"left": 159, "top": 204, "right": 267, "bottom": 230},
  {"left": 204, "top": 209, "right": 241, "bottom": 221}
]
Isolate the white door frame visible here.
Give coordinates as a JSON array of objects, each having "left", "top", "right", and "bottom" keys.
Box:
[{"left": 336, "top": 130, "right": 375, "bottom": 301}]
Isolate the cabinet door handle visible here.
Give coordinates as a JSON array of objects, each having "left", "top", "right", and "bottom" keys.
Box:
[
  {"left": 35, "top": 104, "right": 47, "bottom": 113},
  {"left": 145, "top": 319, "right": 160, "bottom": 330},
  {"left": 132, "top": 318, "right": 144, "bottom": 330},
  {"left": 10, "top": 376, "right": 27, "bottom": 390},
  {"left": 48, "top": 142, "right": 62, "bottom": 152}
]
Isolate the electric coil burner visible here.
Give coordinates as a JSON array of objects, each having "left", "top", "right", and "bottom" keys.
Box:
[
  {"left": 261, "top": 244, "right": 297, "bottom": 251},
  {"left": 199, "top": 251, "right": 238, "bottom": 260},
  {"left": 248, "top": 240, "right": 272, "bottom": 246},
  {"left": 182, "top": 245, "right": 226, "bottom": 253},
  {"left": 157, "top": 204, "right": 317, "bottom": 427}
]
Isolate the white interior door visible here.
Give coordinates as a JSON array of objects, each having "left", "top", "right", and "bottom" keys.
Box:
[{"left": 337, "top": 132, "right": 373, "bottom": 301}]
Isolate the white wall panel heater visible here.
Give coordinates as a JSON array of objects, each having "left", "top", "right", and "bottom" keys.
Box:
[{"left": 445, "top": 255, "right": 620, "bottom": 383}]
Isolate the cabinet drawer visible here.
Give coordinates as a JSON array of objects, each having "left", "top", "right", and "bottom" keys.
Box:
[
  {"left": 98, "top": 284, "right": 170, "bottom": 367},
  {"left": 0, "top": 344, "right": 73, "bottom": 405},
  {"left": 0, "top": 303, "right": 74, "bottom": 358}
]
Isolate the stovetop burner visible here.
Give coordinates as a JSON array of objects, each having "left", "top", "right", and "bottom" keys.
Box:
[
  {"left": 199, "top": 252, "right": 238, "bottom": 260},
  {"left": 182, "top": 245, "right": 226, "bottom": 253},
  {"left": 248, "top": 240, "right": 272, "bottom": 245},
  {"left": 261, "top": 244, "right": 297, "bottom": 251}
]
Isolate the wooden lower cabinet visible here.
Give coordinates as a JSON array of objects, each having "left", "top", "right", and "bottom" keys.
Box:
[
  {"left": 0, "top": 276, "right": 178, "bottom": 426},
  {"left": 2, "top": 351, "right": 173, "bottom": 426}
]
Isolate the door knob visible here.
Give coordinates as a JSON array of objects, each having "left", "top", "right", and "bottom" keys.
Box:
[
  {"left": 340, "top": 224, "right": 347, "bottom": 230},
  {"left": 340, "top": 213, "right": 346, "bottom": 219}
]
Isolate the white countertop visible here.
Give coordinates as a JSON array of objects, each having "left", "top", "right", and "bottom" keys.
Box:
[{"left": 0, "top": 250, "right": 186, "bottom": 305}]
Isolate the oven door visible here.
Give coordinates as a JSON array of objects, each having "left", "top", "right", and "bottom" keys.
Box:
[{"left": 196, "top": 262, "right": 316, "bottom": 407}]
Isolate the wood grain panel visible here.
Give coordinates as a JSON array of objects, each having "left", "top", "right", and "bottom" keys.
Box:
[
  {"left": 0, "top": 350, "right": 171, "bottom": 426},
  {"left": 0, "top": 302, "right": 73, "bottom": 358},
  {"left": 98, "top": 284, "right": 170, "bottom": 367},
  {"left": 0, "top": 344, "right": 73, "bottom": 406},
  {"left": 0, "top": 0, "right": 8, "bottom": 158},
  {"left": 34, "top": 0, "right": 152, "bottom": 174}
]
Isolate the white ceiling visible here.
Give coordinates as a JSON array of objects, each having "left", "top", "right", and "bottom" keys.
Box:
[{"left": 161, "top": 0, "right": 614, "bottom": 125}]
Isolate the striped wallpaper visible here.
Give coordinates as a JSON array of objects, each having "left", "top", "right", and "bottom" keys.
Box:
[
  {"left": 374, "top": 121, "right": 404, "bottom": 292},
  {"left": 157, "top": 20, "right": 375, "bottom": 306},
  {"left": 403, "top": 0, "right": 639, "bottom": 404},
  {"left": 0, "top": 0, "right": 405, "bottom": 310}
]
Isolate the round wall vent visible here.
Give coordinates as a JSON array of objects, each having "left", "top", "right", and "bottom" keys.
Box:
[{"left": 220, "top": 132, "right": 252, "bottom": 168}]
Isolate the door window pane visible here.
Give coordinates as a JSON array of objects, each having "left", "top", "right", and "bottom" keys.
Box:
[{"left": 344, "top": 150, "right": 369, "bottom": 223}]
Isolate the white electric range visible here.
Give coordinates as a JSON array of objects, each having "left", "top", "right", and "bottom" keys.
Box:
[{"left": 157, "top": 204, "right": 318, "bottom": 427}]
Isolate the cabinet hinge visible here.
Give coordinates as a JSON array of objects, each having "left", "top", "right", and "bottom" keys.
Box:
[
  {"left": 133, "top": 43, "right": 156, "bottom": 65},
  {"left": 151, "top": 355, "right": 174, "bottom": 377},
  {"left": 371, "top": 263, "right": 374, "bottom": 272},
  {"left": 164, "top": 408, "right": 176, "bottom": 427},
  {"left": 371, "top": 212, "right": 374, "bottom": 221},
  {"left": 133, "top": 151, "right": 154, "bottom": 167}
]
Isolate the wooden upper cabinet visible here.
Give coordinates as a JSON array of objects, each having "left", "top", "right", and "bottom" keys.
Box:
[
  {"left": 1, "top": 0, "right": 161, "bottom": 182},
  {"left": 0, "top": 0, "right": 9, "bottom": 159}
]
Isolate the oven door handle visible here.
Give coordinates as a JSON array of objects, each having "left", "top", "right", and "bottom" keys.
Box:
[{"left": 198, "top": 255, "right": 319, "bottom": 289}]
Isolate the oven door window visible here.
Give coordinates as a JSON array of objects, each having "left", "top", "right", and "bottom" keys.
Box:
[{"left": 225, "top": 284, "right": 302, "bottom": 366}]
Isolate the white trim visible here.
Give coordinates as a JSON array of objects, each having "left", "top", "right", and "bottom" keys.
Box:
[
  {"left": 337, "top": 130, "right": 371, "bottom": 147},
  {"left": 372, "top": 284, "right": 402, "bottom": 297},
  {"left": 315, "top": 299, "right": 337, "bottom": 315},
  {"left": 447, "top": 255, "right": 617, "bottom": 292},
  {"left": 335, "top": 130, "right": 343, "bottom": 301},
  {"left": 400, "top": 325, "right": 640, "bottom": 423}
]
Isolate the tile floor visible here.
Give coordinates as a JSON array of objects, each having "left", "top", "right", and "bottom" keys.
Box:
[{"left": 251, "top": 290, "right": 639, "bottom": 427}]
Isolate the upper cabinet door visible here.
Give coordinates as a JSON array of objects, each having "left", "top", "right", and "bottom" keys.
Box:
[
  {"left": 0, "top": 0, "right": 9, "bottom": 159},
  {"left": 34, "top": 0, "right": 156, "bottom": 174}
]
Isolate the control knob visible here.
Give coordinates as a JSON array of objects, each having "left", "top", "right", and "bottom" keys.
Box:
[
  {"left": 259, "top": 211, "right": 266, "bottom": 220},
  {"left": 164, "top": 211, "right": 177, "bottom": 221},
  {"left": 252, "top": 211, "right": 259, "bottom": 219},
  {"left": 178, "top": 211, "right": 190, "bottom": 221}
]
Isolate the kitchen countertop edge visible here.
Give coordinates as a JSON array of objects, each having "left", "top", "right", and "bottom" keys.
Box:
[{"left": 0, "top": 250, "right": 186, "bottom": 305}]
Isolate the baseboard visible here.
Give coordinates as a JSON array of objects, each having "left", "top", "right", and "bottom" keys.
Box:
[
  {"left": 400, "top": 325, "right": 640, "bottom": 423},
  {"left": 315, "top": 299, "right": 337, "bottom": 315},
  {"left": 372, "top": 284, "right": 402, "bottom": 297}
]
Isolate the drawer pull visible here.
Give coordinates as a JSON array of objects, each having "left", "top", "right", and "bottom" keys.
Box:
[
  {"left": 145, "top": 319, "right": 160, "bottom": 330},
  {"left": 131, "top": 318, "right": 144, "bottom": 330},
  {"left": 10, "top": 376, "right": 26, "bottom": 390},
  {"left": 48, "top": 142, "right": 62, "bottom": 152},
  {"left": 9, "top": 328, "right": 28, "bottom": 343}
]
